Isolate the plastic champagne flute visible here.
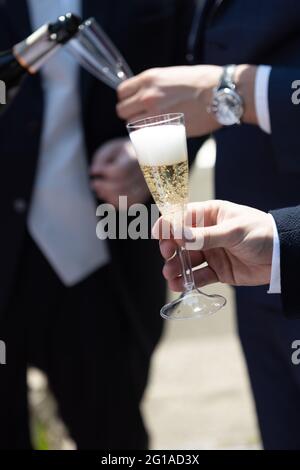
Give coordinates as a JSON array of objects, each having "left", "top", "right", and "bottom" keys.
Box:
[
  {"left": 127, "top": 113, "right": 226, "bottom": 320},
  {"left": 67, "top": 17, "right": 133, "bottom": 89}
]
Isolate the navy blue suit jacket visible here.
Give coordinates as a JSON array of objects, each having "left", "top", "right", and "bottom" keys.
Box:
[
  {"left": 271, "top": 206, "right": 300, "bottom": 319},
  {"left": 194, "top": 0, "right": 300, "bottom": 306}
]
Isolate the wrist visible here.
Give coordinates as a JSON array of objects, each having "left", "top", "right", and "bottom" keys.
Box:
[
  {"left": 198, "top": 65, "right": 223, "bottom": 130},
  {"left": 235, "top": 64, "right": 258, "bottom": 124},
  {"left": 201, "top": 66, "right": 223, "bottom": 109},
  {"left": 208, "top": 65, "right": 245, "bottom": 127}
]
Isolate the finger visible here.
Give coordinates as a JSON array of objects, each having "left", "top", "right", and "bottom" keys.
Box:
[
  {"left": 154, "top": 200, "right": 236, "bottom": 253},
  {"left": 104, "top": 150, "right": 137, "bottom": 180},
  {"left": 117, "top": 75, "right": 144, "bottom": 101},
  {"left": 152, "top": 218, "right": 173, "bottom": 241},
  {"left": 168, "top": 265, "right": 218, "bottom": 292},
  {"left": 92, "top": 177, "right": 143, "bottom": 204},
  {"left": 94, "top": 161, "right": 131, "bottom": 181},
  {"left": 184, "top": 202, "right": 205, "bottom": 228},
  {"left": 116, "top": 93, "right": 147, "bottom": 121},
  {"left": 153, "top": 215, "right": 198, "bottom": 245},
  {"left": 159, "top": 239, "right": 177, "bottom": 260},
  {"left": 90, "top": 153, "right": 117, "bottom": 176},
  {"left": 163, "top": 251, "right": 205, "bottom": 280},
  {"left": 93, "top": 161, "right": 142, "bottom": 184},
  {"left": 126, "top": 113, "right": 150, "bottom": 124},
  {"left": 200, "top": 223, "right": 237, "bottom": 251},
  {"left": 192, "top": 265, "right": 219, "bottom": 287},
  {"left": 184, "top": 201, "right": 221, "bottom": 228},
  {"left": 90, "top": 140, "right": 126, "bottom": 175},
  {"left": 168, "top": 276, "right": 185, "bottom": 293},
  {"left": 174, "top": 222, "right": 235, "bottom": 252}
]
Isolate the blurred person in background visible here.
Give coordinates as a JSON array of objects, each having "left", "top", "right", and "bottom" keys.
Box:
[
  {"left": 0, "top": 0, "right": 197, "bottom": 449},
  {"left": 118, "top": 0, "right": 300, "bottom": 450}
]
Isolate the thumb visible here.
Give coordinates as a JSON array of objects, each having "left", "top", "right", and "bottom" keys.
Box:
[
  {"left": 184, "top": 223, "right": 235, "bottom": 251},
  {"left": 117, "top": 75, "right": 141, "bottom": 101}
]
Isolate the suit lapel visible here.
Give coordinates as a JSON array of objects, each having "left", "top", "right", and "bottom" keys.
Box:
[
  {"left": 189, "top": 0, "right": 228, "bottom": 60},
  {"left": 208, "top": 0, "right": 226, "bottom": 23}
]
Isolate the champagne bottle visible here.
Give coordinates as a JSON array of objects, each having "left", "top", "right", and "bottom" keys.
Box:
[{"left": 0, "top": 12, "right": 81, "bottom": 106}]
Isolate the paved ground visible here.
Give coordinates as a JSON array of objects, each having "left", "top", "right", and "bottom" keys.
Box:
[{"left": 142, "top": 140, "right": 261, "bottom": 450}]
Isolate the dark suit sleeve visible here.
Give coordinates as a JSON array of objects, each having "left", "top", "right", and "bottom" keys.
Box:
[
  {"left": 268, "top": 68, "right": 300, "bottom": 173},
  {"left": 270, "top": 205, "right": 300, "bottom": 319}
]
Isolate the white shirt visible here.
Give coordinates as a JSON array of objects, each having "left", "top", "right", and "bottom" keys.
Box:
[
  {"left": 268, "top": 214, "right": 281, "bottom": 294},
  {"left": 254, "top": 65, "right": 283, "bottom": 293},
  {"left": 27, "top": 0, "right": 110, "bottom": 286},
  {"left": 253, "top": 65, "right": 282, "bottom": 293},
  {"left": 255, "top": 65, "right": 272, "bottom": 134}
]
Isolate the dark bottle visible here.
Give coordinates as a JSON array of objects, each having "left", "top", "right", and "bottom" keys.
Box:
[{"left": 0, "top": 12, "right": 81, "bottom": 106}]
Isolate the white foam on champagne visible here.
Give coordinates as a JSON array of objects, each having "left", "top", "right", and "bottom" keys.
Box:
[{"left": 130, "top": 124, "right": 187, "bottom": 166}]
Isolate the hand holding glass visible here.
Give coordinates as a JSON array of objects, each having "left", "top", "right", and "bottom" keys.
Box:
[{"left": 127, "top": 113, "right": 226, "bottom": 320}]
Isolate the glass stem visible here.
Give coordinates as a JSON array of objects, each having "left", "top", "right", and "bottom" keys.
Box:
[{"left": 178, "top": 246, "right": 196, "bottom": 292}]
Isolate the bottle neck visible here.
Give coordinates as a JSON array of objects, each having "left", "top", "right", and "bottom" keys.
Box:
[
  {"left": 13, "top": 13, "right": 81, "bottom": 74},
  {"left": 0, "top": 13, "right": 81, "bottom": 99},
  {"left": 13, "top": 24, "right": 60, "bottom": 74}
]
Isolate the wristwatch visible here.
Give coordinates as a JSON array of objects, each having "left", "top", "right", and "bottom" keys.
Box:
[{"left": 209, "top": 64, "right": 244, "bottom": 126}]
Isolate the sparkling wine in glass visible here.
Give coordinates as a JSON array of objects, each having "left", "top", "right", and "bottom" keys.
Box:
[{"left": 127, "top": 113, "right": 226, "bottom": 320}]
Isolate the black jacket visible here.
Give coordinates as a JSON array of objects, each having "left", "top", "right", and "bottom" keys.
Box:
[{"left": 271, "top": 206, "right": 300, "bottom": 320}]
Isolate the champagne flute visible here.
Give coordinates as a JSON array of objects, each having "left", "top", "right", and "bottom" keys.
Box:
[
  {"left": 127, "top": 113, "right": 226, "bottom": 320},
  {"left": 67, "top": 17, "right": 133, "bottom": 89}
]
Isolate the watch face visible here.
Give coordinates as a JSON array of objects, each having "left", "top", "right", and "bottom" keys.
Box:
[{"left": 212, "top": 88, "right": 244, "bottom": 126}]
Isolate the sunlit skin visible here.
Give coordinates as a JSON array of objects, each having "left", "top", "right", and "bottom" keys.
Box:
[
  {"left": 90, "top": 137, "right": 150, "bottom": 207},
  {"left": 152, "top": 201, "right": 273, "bottom": 292},
  {"left": 117, "top": 64, "right": 257, "bottom": 137}
]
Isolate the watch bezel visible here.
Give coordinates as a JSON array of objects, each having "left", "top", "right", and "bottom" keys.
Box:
[{"left": 211, "top": 87, "right": 244, "bottom": 126}]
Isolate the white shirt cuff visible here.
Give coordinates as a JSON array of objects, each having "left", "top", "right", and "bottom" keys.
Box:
[
  {"left": 255, "top": 65, "right": 272, "bottom": 134},
  {"left": 268, "top": 214, "right": 281, "bottom": 294}
]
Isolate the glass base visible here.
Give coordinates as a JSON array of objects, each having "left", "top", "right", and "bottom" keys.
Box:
[{"left": 160, "top": 289, "right": 226, "bottom": 321}]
